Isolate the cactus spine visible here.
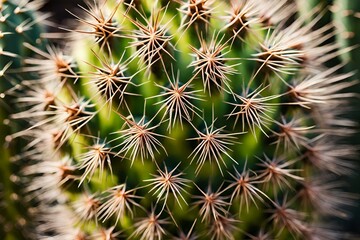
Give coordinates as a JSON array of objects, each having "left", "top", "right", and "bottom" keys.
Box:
[
  {"left": 0, "top": 0, "right": 49, "bottom": 239},
  {"left": 6, "top": 0, "right": 359, "bottom": 239}
]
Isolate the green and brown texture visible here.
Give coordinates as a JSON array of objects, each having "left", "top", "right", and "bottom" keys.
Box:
[
  {"left": 0, "top": 0, "right": 48, "bottom": 239},
  {"left": 3, "top": 0, "right": 360, "bottom": 239}
]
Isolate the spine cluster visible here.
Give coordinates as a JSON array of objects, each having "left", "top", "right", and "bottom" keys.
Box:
[
  {"left": 1, "top": 0, "right": 358, "bottom": 239},
  {"left": 0, "top": 0, "right": 48, "bottom": 238}
]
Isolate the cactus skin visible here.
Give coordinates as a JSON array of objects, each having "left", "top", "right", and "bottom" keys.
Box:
[
  {"left": 0, "top": 1, "right": 48, "bottom": 239},
  {"left": 9, "top": 0, "right": 358, "bottom": 239},
  {"left": 332, "top": 0, "right": 360, "bottom": 75}
]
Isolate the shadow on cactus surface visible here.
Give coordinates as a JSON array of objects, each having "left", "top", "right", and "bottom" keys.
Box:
[{"left": 1, "top": 0, "right": 360, "bottom": 239}]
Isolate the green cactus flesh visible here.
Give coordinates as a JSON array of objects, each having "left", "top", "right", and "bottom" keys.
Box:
[{"left": 6, "top": 0, "right": 358, "bottom": 239}]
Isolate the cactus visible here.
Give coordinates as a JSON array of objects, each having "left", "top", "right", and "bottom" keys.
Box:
[
  {"left": 0, "top": 0, "right": 48, "bottom": 80},
  {"left": 7, "top": 0, "right": 358, "bottom": 239},
  {"left": 0, "top": 0, "right": 50, "bottom": 239}
]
